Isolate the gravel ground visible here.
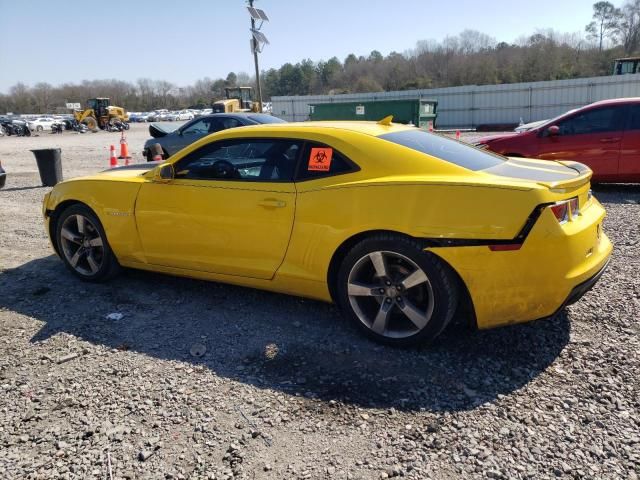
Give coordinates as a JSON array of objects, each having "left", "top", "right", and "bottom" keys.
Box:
[{"left": 0, "top": 125, "right": 639, "bottom": 479}]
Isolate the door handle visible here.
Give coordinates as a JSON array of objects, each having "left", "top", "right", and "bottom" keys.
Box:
[
  {"left": 258, "top": 199, "right": 286, "bottom": 208},
  {"left": 599, "top": 137, "right": 620, "bottom": 143}
]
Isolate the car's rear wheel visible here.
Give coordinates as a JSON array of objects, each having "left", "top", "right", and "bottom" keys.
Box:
[
  {"left": 36, "top": 125, "right": 43, "bottom": 132},
  {"left": 337, "top": 234, "right": 458, "bottom": 346},
  {"left": 55, "top": 204, "right": 120, "bottom": 282}
]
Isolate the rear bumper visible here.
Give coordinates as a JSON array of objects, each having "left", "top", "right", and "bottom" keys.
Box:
[
  {"left": 428, "top": 196, "right": 612, "bottom": 329},
  {"left": 564, "top": 257, "right": 609, "bottom": 306}
]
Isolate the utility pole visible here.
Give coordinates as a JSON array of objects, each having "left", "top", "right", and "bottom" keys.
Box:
[{"left": 247, "top": 0, "right": 269, "bottom": 113}]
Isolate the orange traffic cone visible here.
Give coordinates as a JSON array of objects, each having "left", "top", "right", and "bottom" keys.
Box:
[
  {"left": 118, "top": 131, "right": 131, "bottom": 165},
  {"left": 109, "top": 145, "right": 118, "bottom": 168},
  {"left": 455, "top": 130, "right": 461, "bottom": 140}
]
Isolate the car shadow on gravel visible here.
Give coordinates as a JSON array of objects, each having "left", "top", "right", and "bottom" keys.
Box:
[
  {"left": 0, "top": 186, "right": 48, "bottom": 192},
  {"left": 2, "top": 256, "right": 570, "bottom": 413}
]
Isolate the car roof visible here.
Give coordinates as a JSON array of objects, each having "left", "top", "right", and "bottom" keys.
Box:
[
  {"left": 217, "top": 120, "right": 415, "bottom": 137},
  {"left": 203, "top": 112, "right": 272, "bottom": 119},
  {"left": 194, "top": 112, "right": 287, "bottom": 124},
  {"left": 588, "top": 97, "right": 640, "bottom": 107}
]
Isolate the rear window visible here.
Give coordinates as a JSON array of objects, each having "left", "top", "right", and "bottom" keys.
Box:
[
  {"left": 379, "top": 129, "right": 505, "bottom": 171},
  {"left": 247, "top": 114, "right": 286, "bottom": 124}
]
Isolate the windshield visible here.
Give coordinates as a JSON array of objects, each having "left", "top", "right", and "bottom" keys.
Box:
[
  {"left": 248, "top": 114, "right": 286, "bottom": 124},
  {"left": 379, "top": 129, "right": 505, "bottom": 171},
  {"left": 533, "top": 108, "right": 580, "bottom": 130}
]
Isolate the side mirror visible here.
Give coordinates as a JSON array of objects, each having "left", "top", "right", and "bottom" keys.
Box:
[
  {"left": 547, "top": 125, "right": 560, "bottom": 136},
  {"left": 153, "top": 163, "right": 174, "bottom": 183}
]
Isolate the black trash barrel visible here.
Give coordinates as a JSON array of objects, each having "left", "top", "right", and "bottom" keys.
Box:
[{"left": 31, "top": 148, "right": 63, "bottom": 186}]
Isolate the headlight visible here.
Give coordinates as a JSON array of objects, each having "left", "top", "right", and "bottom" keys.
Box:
[{"left": 474, "top": 143, "right": 490, "bottom": 150}]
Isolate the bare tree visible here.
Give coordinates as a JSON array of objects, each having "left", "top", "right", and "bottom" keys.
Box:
[
  {"left": 586, "top": 1, "right": 623, "bottom": 51},
  {"left": 458, "top": 30, "right": 497, "bottom": 54},
  {"left": 32, "top": 82, "right": 53, "bottom": 113},
  {"left": 153, "top": 80, "right": 175, "bottom": 108},
  {"left": 9, "top": 83, "right": 33, "bottom": 114},
  {"left": 616, "top": 0, "right": 640, "bottom": 53}
]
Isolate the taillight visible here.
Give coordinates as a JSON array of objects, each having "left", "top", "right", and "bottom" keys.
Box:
[
  {"left": 550, "top": 201, "right": 569, "bottom": 223},
  {"left": 569, "top": 197, "right": 579, "bottom": 217},
  {"left": 549, "top": 197, "right": 579, "bottom": 224}
]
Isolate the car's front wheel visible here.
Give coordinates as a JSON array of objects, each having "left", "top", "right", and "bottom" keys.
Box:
[
  {"left": 55, "top": 204, "right": 120, "bottom": 281},
  {"left": 337, "top": 234, "right": 458, "bottom": 346}
]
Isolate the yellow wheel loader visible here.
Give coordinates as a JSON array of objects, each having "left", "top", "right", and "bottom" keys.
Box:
[
  {"left": 73, "top": 98, "right": 129, "bottom": 132},
  {"left": 211, "top": 87, "right": 260, "bottom": 113}
]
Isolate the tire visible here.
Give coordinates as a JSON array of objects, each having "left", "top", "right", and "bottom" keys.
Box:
[
  {"left": 83, "top": 116, "right": 98, "bottom": 132},
  {"left": 36, "top": 125, "right": 43, "bottom": 132},
  {"left": 55, "top": 204, "right": 120, "bottom": 282},
  {"left": 336, "top": 234, "right": 458, "bottom": 346}
]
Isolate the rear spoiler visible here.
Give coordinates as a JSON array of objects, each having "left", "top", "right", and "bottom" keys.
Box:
[{"left": 543, "top": 161, "right": 592, "bottom": 190}]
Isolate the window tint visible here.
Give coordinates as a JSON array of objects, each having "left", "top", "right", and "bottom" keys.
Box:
[
  {"left": 628, "top": 105, "right": 640, "bottom": 130},
  {"left": 379, "top": 129, "right": 504, "bottom": 171},
  {"left": 295, "top": 142, "right": 358, "bottom": 180},
  {"left": 556, "top": 106, "right": 626, "bottom": 135},
  {"left": 181, "top": 118, "right": 213, "bottom": 136},
  {"left": 221, "top": 118, "right": 242, "bottom": 129},
  {"left": 208, "top": 117, "right": 243, "bottom": 132},
  {"left": 174, "top": 139, "right": 301, "bottom": 182}
]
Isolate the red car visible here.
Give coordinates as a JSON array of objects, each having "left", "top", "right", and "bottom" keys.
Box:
[{"left": 475, "top": 98, "right": 640, "bottom": 183}]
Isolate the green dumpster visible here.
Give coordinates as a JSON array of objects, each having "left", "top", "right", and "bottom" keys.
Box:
[{"left": 309, "top": 98, "right": 437, "bottom": 129}]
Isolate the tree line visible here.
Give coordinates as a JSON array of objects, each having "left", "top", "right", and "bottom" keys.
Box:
[{"left": 1, "top": 1, "right": 638, "bottom": 115}]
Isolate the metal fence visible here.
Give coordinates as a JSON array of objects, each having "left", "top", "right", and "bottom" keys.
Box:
[{"left": 272, "top": 73, "right": 640, "bottom": 128}]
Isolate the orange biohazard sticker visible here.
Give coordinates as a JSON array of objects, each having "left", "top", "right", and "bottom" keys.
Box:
[{"left": 308, "top": 147, "right": 333, "bottom": 171}]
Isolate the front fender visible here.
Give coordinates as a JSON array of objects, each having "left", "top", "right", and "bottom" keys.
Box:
[{"left": 44, "top": 179, "right": 145, "bottom": 263}]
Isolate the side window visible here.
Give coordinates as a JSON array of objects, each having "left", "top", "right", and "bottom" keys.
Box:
[
  {"left": 174, "top": 139, "right": 301, "bottom": 182},
  {"left": 295, "top": 142, "right": 359, "bottom": 181},
  {"left": 204, "top": 117, "right": 243, "bottom": 134},
  {"left": 628, "top": 105, "right": 640, "bottom": 131},
  {"left": 221, "top": 118, "right": 242, "bottom": 129},
  {"left": 556, "top": 107, "right": 626, "bottom": 135},
  {"left": 181, "top": 119, "right": 210, "bottom": 136}
]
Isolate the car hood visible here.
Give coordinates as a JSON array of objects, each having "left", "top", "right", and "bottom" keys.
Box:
[
  {"left": 476, "top": 132, "right": 521, "bottom": 143},
  {"left": 61, "top": 162, "right": 161, "bottom": 183},
  {"left": 105, "top": 161, "right": 161, "bottom": 173}
]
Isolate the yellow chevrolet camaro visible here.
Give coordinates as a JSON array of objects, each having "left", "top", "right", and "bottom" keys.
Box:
[{"left": 42, "top": 121, "right": 612, "bottom": 346}]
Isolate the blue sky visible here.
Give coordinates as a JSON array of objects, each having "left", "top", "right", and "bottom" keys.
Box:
[{"left": 0, "top": 0, "right": 597, "bottom": 93}]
